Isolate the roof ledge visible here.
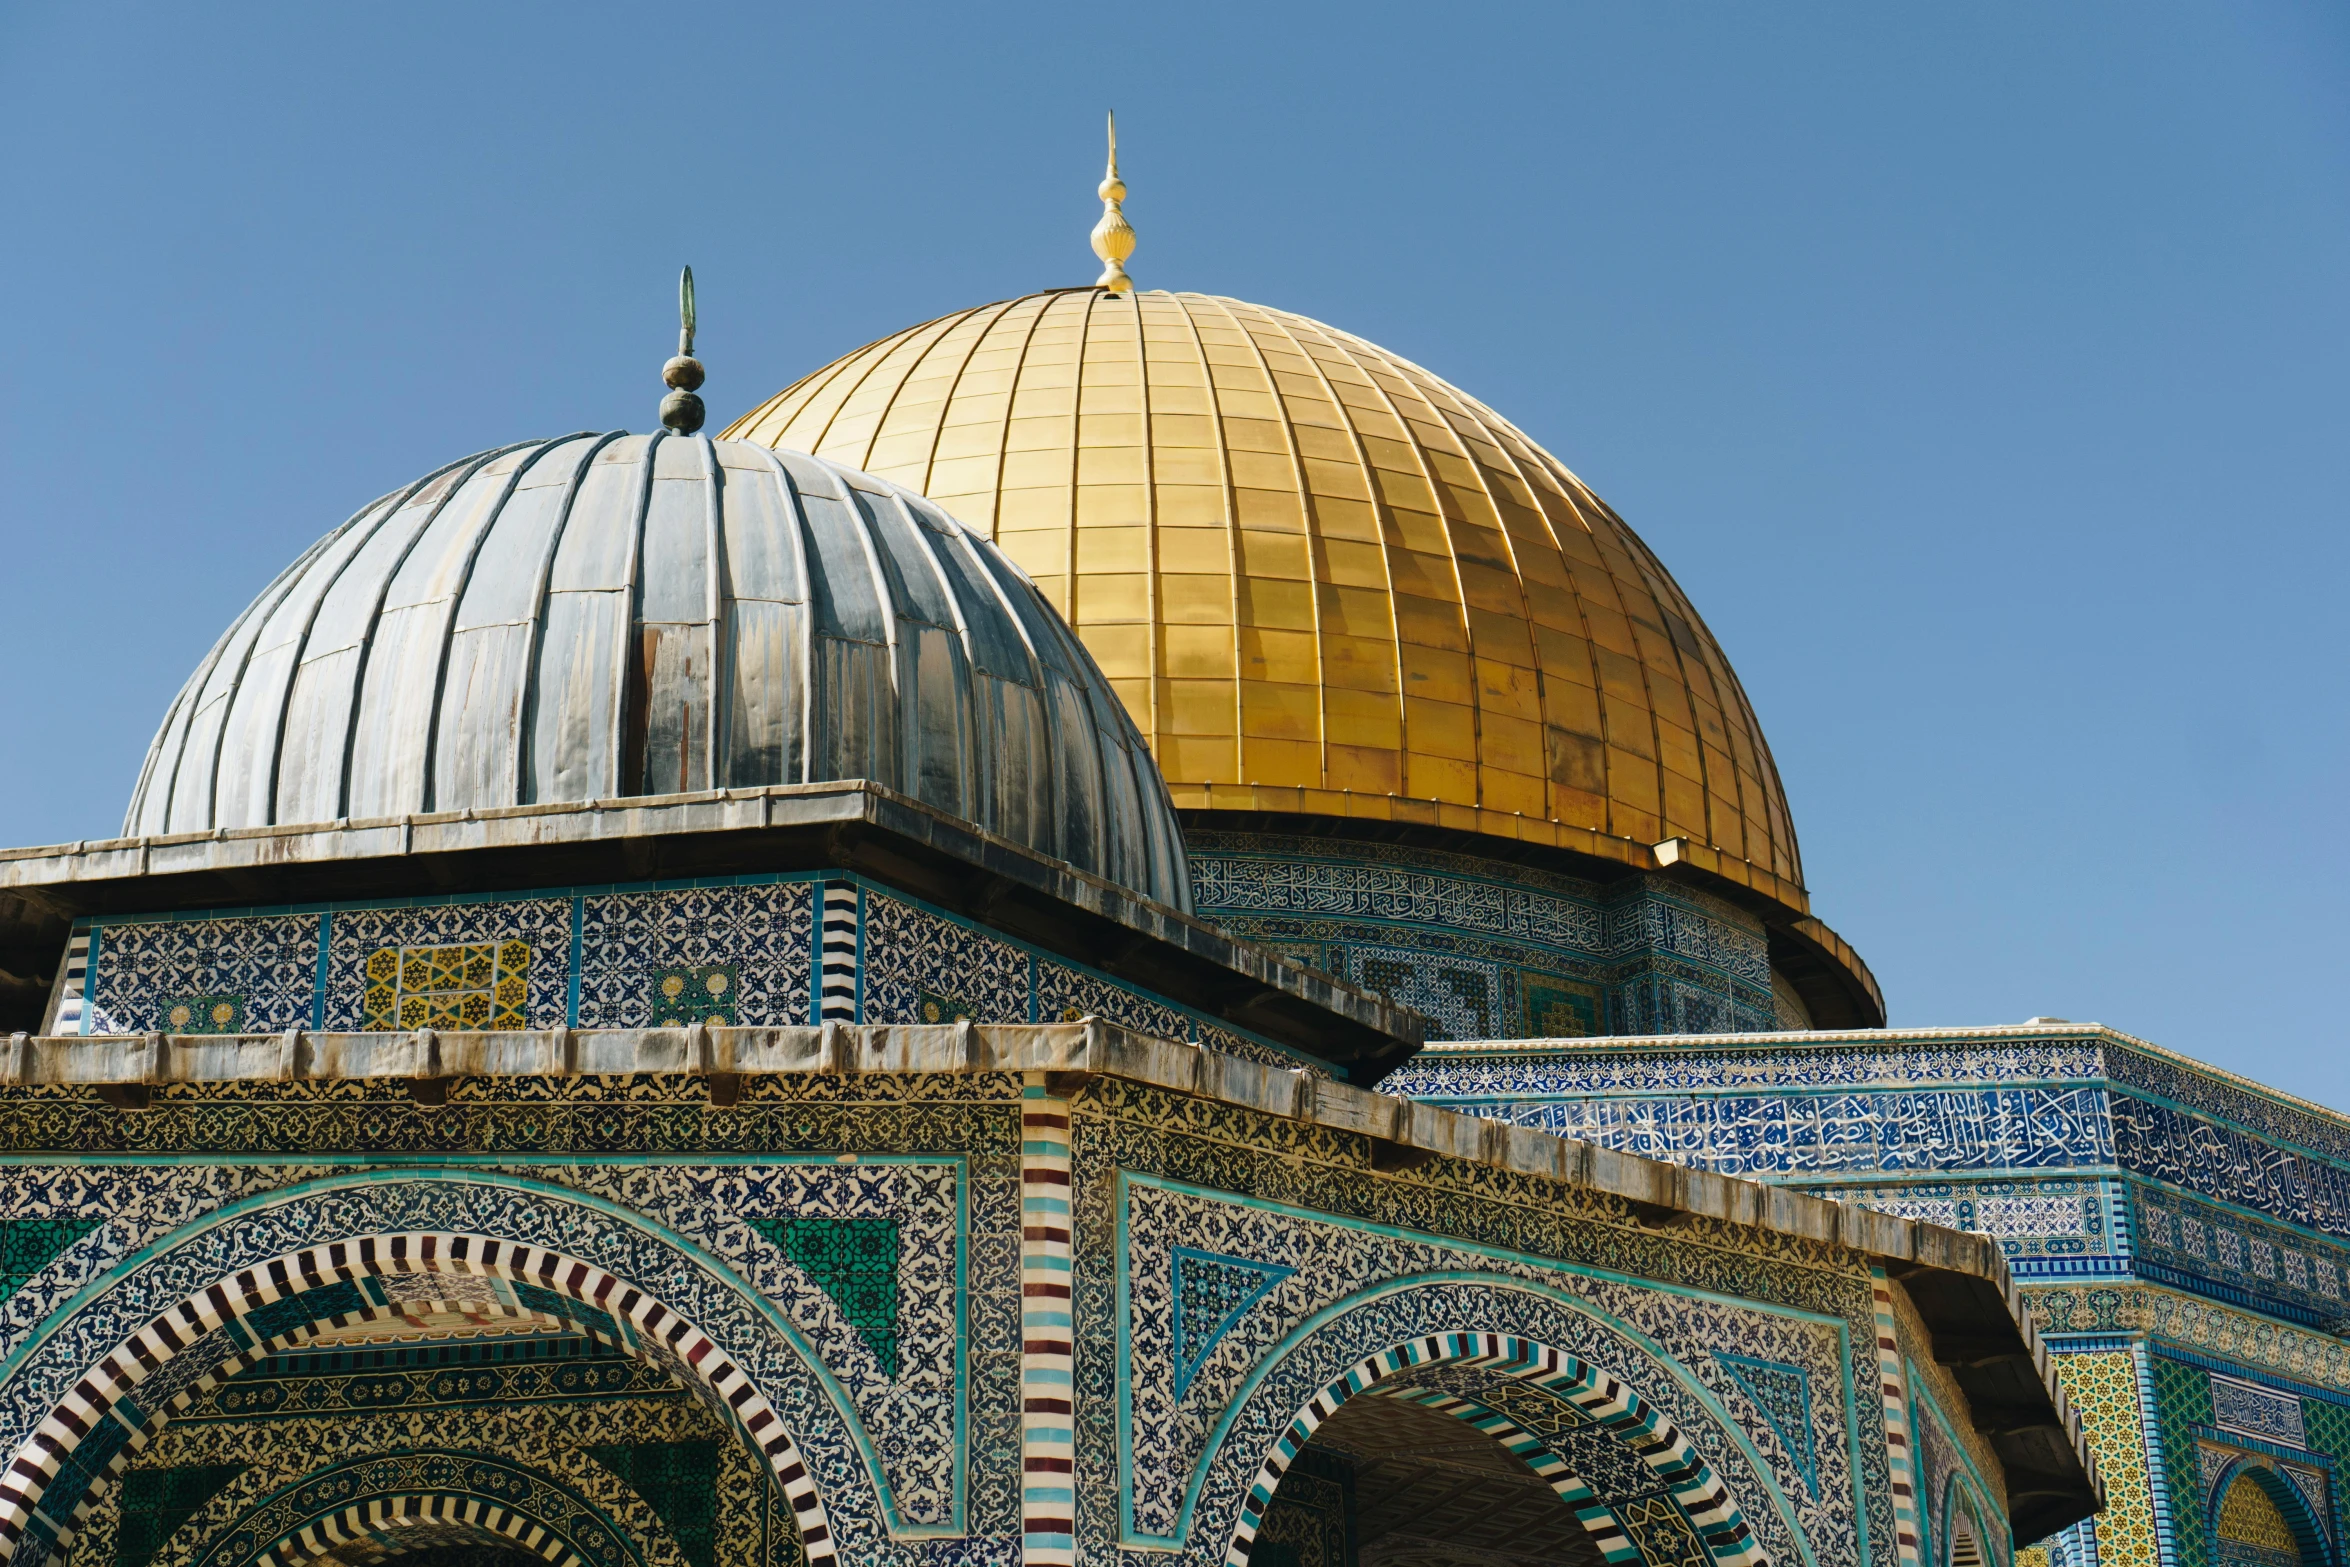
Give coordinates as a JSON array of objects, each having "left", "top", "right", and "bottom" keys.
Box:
[
  {"left": 0, "top": 1016, "right": 2095, "bottom": 1536},
  {"left": 0, "top": 783, "right": 1422, "bottom": 1078}
]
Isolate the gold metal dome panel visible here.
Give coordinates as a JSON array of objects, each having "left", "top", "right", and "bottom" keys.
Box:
[{"left": 728, "top": 289, "right": 1806, "bottom": 915}]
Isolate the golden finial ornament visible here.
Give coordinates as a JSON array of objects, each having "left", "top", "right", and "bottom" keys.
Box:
[
  {"left": 1090, "top": 111, "right": 1135, "bottom": 295},
  {"left": 660, "top": 265, "right": 706, "bottom": 434}
]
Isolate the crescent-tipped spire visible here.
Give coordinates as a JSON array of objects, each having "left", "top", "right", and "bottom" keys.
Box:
[{"left": 1090, "top": 112, "right": 1136, "bottom": 295}]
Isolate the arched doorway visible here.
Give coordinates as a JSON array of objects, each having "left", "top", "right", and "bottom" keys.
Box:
[
  {"left": 1253, "top": 1385, "right": 1605, "bottom": 1566},
  {"left": 2212, "top": 1464, "right": 2328, "bottom": 1566},
  {"left": 1227, "top": 1334, "right": 1773, "bottom": 1567},
  {"left": 1942, "top": 1497, "right": 1987, "bottom": 1567},
  {"left": 0, "top": 1175, "right": 851, "bottom": 1567}
]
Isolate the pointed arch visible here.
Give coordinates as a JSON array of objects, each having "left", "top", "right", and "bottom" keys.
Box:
[
  {"left": 0, "top": 1175, "right": 859, "bottom": 1567},
  {"left": 1226, "top": 1331, "right": 1771, "bottom": 1567},
  {"left": 2209, "top": 1456, "right": 2331, "bottom": 1565},
  {"left": 178, "top": 1449, "right": 665, "bottom": 1567}
]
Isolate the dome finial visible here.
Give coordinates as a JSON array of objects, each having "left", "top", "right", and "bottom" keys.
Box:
[
  {"left": 660, "top": 265, "right": 706, "bottom": 434},
  {"left": 1090, "top": 111, "right": 1135, "bottom": 296}
]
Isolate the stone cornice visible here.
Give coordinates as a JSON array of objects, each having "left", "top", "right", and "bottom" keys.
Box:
[{"left": 1, "top": 1016, "right": 2099, "bottom": 1533}]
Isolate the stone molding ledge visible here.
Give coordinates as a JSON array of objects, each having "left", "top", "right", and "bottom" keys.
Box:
[
  {"left": 0, "top": 781, "right": 1424, "bottom": 1077},
  {"left": 3, "top": 1017, "right": 2007, "bottom": 1277},
  {"left": 0, "top": 1015, "right": 2099, "bottom": 1536}
]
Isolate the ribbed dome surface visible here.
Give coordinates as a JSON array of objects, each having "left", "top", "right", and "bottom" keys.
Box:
[
  {"left": 127, "top": 432, "right": 1191, "bottom": 911},
  {"left": 727, "top": 290, "right": 1804, "bottom": 910}
]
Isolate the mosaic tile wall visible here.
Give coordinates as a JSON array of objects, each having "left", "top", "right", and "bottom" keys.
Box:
[
  {"left": 1807, "top": 1178, "right": 2125, "bottom": 1280},
  {"left": 2134, "top": 1182, "right": 2350, "bottom": 1331},
  {"left": 60, "top": 873, "right": 1319, "bottom": 1074},
  {"left": 2047, "top": 1349, "right": 2164, "bottom": 1567},
  {"left": 1066, "top": 1074, "right": 1902, "bottom": 1567},
  {"left": 1387, "top": 1026, "right": 2350, "bottom": 1564},
  {"left": 1393, "top": 1032, "right": 2350, "bottom": 1312},
  {"left": 1186, "top": 830, "right": 1784, "bottom": 1038},
  {"left": 0, "top": 1055, "right": 1941, "bottom": 1567},
  {"left": 0, "top": 1075, "right": 1033, "bottom": 1567},
  {"left": 2135, "top": 1347, "right": 2350, "bottom": 1567},
  {"left": 80, "top": 1363, "right": 775, "bottom": 1567}
]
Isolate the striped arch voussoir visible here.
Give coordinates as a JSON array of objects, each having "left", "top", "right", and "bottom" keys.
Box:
[
  {"left": 254, "top": 1493, "right": 589, "bottom": 1567},
  {"left": 0, "top": 1233, "right": 836, "bottom": 1567},
  {"left": 1224, "top": 1330, "right": 1769, "bottom": 1567}
]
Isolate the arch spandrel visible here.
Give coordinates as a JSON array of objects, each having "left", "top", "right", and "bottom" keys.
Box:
[
  {"left": 1116, "top": 1177, "right": 1862, "bottom": 1567},
  {"left": 0, "top": 1159, "right": 987, "bottom": 1550},
  {"left": 0, "top": 1173, "right": 950, "bottom": 1567}
]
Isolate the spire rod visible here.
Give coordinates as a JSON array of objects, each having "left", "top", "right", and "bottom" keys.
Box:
[
  {"left": 661, "top": 265, "right": 706, "bottom": 434},
  {"left": 1090, "top": 111, "right": 1135, "bottom": 295}
]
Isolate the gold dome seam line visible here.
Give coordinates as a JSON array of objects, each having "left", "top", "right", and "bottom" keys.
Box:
[
  {"left": 1286, "top": 306, "right": 1442, "bottom": 801},
  {"left": 1211, "top": 293, "right": 1332, "bottom": 784},
  {"left": 745, "top": 315, "right": 913, "bottom": 454},
  {"left": 838, "top": 311, "right": 968, "bottom": 471},
  {"left": 1365, "top": 320, "right": 1564, "bottom": 826},
  {"left": 1163, "top": 290, "right": 1246, "bottom": 780},
  {"left": 912, "top": 296, "right": 1030, "bottom": 540},
  {"left": 717, "top": 289, "right": 1805, "bottom": 895}
]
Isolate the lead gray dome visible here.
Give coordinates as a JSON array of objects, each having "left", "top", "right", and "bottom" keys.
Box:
[{"left": 128, "top": 432, "right": 1192, "bottom": 911}]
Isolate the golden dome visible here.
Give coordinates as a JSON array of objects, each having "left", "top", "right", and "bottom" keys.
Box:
[{"left": 726, "top": 288, "right": 1811, "bottom": 920}]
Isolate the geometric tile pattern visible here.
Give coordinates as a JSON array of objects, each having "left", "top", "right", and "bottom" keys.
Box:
[
  {"left": 360, "top": 942, "right": 530, "bottom": 1031},
  {"left": 81, "top": 916, "right": 319, "bottom": 1038},
  {"left": 326, "top": 902, "right": 570, "bottom": 1032},
  {"left": 1243, "top": 1444, "right": 1350, "bottom": 1567},
  {"left": 2216, "top": 1471, "right": 2301, "bottom": 1554},
  {"left": 155, "top": 998, "right": 244, "bottom": 1036},
  {"left": 746, "top": 1221, "right": 901, "bottom": 1378},
  {"left": 75, "top": 874, "right": 1314, "bottom": 1069},
  {"left": 0, "top": 1176, "right": 908, "bottom": 1567},
  {"left": 2049, "top": 1351, "right": 2160, "bottom": 1567},
  {"left": 1188, "top": 833, "right": 1779, "bottom": 1039},
  {"left": 649, "top": 966, "right": 739, "bottom": 1028},
  {"left": 110, "top": 1464, "right": 242, "bottom": 1567},
  {"left": 1868, "top": 1274, "right": 1920, "bottom": 1567},
  {"left": 860, "top": 896, "right": 1028, "bottom": 1030},
  {"left": 191, "top": 1454, "right": 623, "bottom": 1567},
  {"left": 1033, "top": 959, "right": 1192, "bottom": 1043},
  {"left": 1812, "top": 1180, "right": 2114, "bottom": 1266},
  {"left": 1018, "top": 1075, "right": 1076, "bottom": 1567},
  {"left": 95, "top": 1398, "right": 738, "bottom": 1567},
  {"left": 0, "top": 1227, "right": 837, "bottom": 1567},
  {"left": 586, "top": 1442, "right": 720, "bottom": 1567},
  {"left": 1113, "top": 1177, "right": 1846, "bottom": 1567},
  {"left": 47, "top": 935, "right": 90, "bottom": 1037},
  {"left": 817, "top": 885, "right": 856, "bottom": 1025},
  {"left": 578, "top": 885, "right": 814, "bottom": 1029},
  {"left": 0, "top": 1219, "right": 102, "bottom": 1305},
  {"left": 524, "top": 1162, "right": 970, "bottom": 1531},
  {"left": 1171, "top": 1249, "right": 1293, "bottom": 1399},
  {"left": 2135, "top": 1185, "right": 2350, "bottom": 1327},
  {"left": 1711, "top": 1353, "right": 1818, "bottom": 1496}
]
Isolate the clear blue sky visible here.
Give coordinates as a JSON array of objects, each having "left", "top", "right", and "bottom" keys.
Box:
[{"left": 3, "top": 4, "right": 2344, "bottom": 1098}]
